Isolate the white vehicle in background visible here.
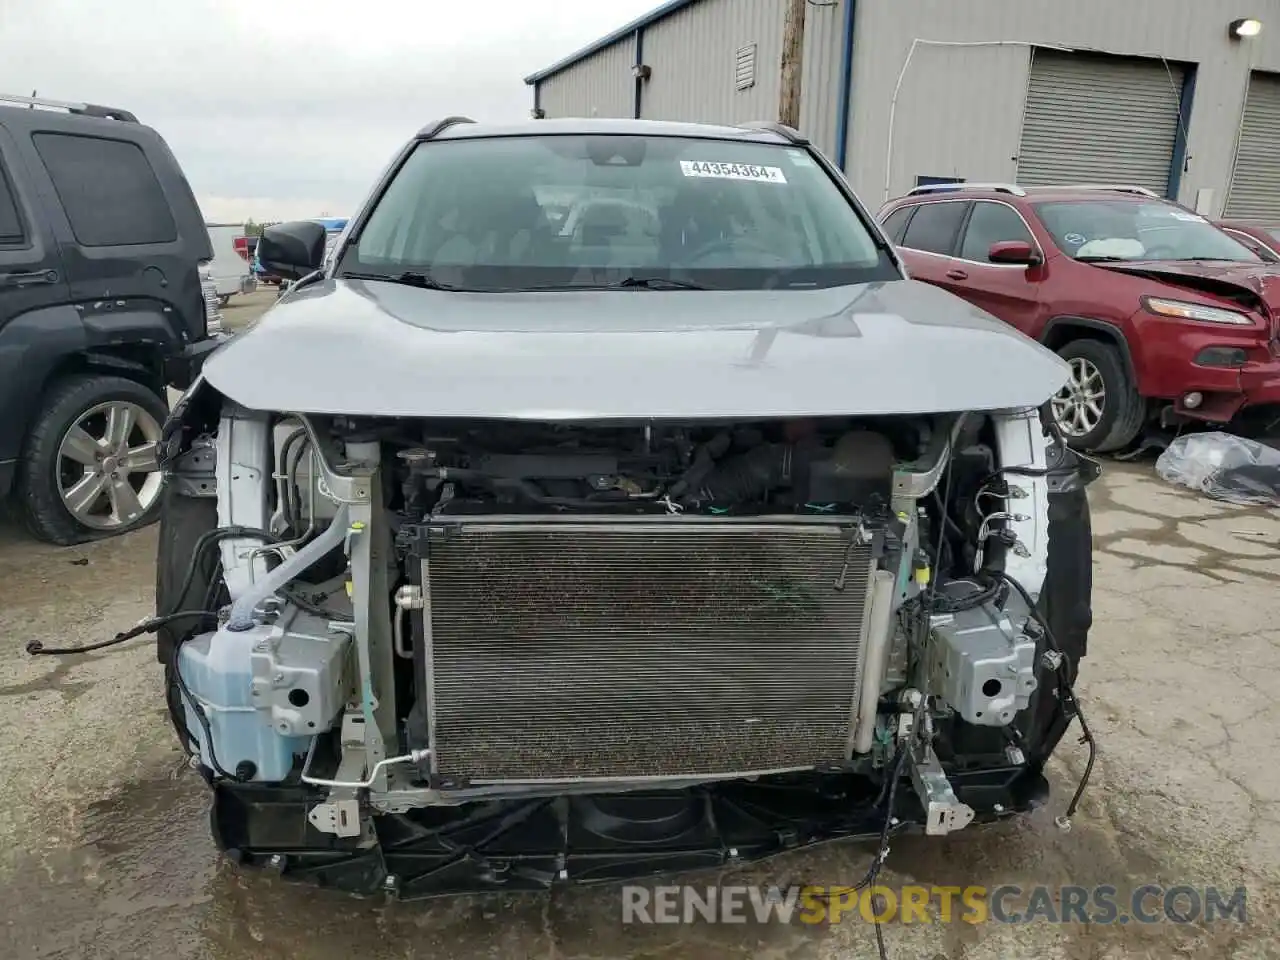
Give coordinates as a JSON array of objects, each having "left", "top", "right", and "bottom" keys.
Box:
[{"left": 203, "top": 223, "right": 258, "bottom": 306}]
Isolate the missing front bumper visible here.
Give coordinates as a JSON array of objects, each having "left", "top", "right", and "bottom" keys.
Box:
[{"left": 210, "top": 765, "right": 1049, "bottom": 899}]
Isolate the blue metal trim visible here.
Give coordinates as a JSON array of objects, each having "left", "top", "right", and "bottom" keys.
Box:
[
  {"left": 834, "top": 0, "right": 858, "bottom": 170},
  {"left": 634, "top": 28, "right": 644, "bottom": 119},
  {"left": 1168, "top": 63, "right": 1196, "bottom": 199},
  {"left": 524, "top": 0, "right": 701, "bottom": 84}
]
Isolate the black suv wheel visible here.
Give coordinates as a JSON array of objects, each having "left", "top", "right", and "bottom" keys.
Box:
[
  {"left": 15, "top": 375, "right": 169, "bottom": 544},
  {"left": 1050, "top": 339, "right": 1145, "bottom": 453}
]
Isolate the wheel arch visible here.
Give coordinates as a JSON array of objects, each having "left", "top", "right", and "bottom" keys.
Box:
[
  {"left": 0, "top": 304, "right": 170, "bottom": 475},
  {"left": 1040, "top": 316, "right": 1142, "bottom": 393},
  {"left": 41, "top": 347, "right": 167, "bottom": 397},
  {"left": 6, "top": 347, "right": 169, "bottom": 474}
]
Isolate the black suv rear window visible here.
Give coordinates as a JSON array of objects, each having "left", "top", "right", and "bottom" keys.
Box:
[
  {"left": 33, "top": 133, "right": 176, "bottom": 247},
  {"left": 0, "top": 161, "right": 23, "bottom": 245}
]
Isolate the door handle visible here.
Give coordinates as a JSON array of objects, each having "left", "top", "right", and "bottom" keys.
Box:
[
  {"left": 0, "top": 269, "right": 58, "bottom": 286},
  {"left": 945, "top": 269, "right": 969, "bottom": 281}
]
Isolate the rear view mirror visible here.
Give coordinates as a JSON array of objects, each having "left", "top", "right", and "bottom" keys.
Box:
[
  {"left": 258, "top": 221, "right": 328, "bottom": 280},
  {"left": 988, "top": 240, "right": 1042, "bottom": 265}
]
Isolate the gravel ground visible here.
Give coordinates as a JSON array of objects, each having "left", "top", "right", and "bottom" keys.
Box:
[
  {"left": 2, "top": 298, "right": 1278, "bottom": 958},
  {"left": 220, "top": 287, "right": 279, "bottom": 331}
]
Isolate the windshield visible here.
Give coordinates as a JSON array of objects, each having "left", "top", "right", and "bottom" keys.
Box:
[
  {"left": 341, "top": 134, "right": 896, "bottom": 290},
  {"left": 1034, "top": 201, "right": 1261, "bottom": 263}
]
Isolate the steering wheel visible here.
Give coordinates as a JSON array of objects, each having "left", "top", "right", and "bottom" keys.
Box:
[{"left": 684, "top": 235, "right": 784, "bottom": 265}]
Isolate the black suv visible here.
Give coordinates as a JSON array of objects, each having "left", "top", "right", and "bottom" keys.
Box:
[{"left": 0, "top": 94, "right": 214, "bottom": 543}]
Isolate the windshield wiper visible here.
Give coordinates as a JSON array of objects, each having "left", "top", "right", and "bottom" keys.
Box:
[
  {"left": 513, "top": 276, "right": 712, "bottom": 292},
  {"left": 341, "top": 270, "right": 462, "bottom": 291},
  {"left": 613, "top": 276, "right": 709, "bottom": 290},
  {"left": 1075, "top": 255, "right": 1130, "bottom": 263}
]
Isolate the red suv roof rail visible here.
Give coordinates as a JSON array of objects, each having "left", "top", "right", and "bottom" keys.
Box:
[
  {"left": 1022, "top": 184, "right": 1161, "bottom": 198},
  {"left": 906, "top": 182, "right": 1026, "bottom": 197}
]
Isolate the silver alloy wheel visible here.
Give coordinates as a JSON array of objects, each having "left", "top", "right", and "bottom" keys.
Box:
[
  {"left": 56, "top": 401, "right": 163, "bottom": 530},
  {"left": 1050, "top": 357, "right": 1106, "bottom": 438}
]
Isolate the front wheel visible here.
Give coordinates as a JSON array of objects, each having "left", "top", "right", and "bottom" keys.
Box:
[
  {"left": 1049, "top": 339, "right": 1145, "bottom": 453},
  {"left": 15, "top": 375, "right": 168, "bottom": 544}
]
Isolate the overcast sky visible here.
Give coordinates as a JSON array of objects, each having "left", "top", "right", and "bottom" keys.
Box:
[{"left": 1, "top": 0, "right": 656, "bottom": 222}]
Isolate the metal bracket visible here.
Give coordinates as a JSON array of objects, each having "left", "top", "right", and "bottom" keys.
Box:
[
  {"left": 168, "top": 437, "right": 217, "bottom": 497},
  {"left": 909, "top": 742, "right": 975, "bottom": 836},
  {"left": 306, "top": 712, "right": 370, "bottom": 838},
  {"left": 307, "top": 798, "right": 362, "bottom": 838}
]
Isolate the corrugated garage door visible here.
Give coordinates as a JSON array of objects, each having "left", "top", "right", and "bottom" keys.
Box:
[
  {"left": 1016, "top": 50, "right": 1185, "bottom": 195},
  {"left": 1225, "top": 72, "right": 1280, "bottom": 218}
]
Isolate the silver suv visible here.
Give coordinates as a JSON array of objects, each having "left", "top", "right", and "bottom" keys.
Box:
[{"left": 154, "top": 117, "right": 1097, "bottom": 899}]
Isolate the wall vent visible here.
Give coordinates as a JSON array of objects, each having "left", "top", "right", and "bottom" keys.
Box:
[{"left": 735, "top": 43, "right": 757, "bottom": 91}]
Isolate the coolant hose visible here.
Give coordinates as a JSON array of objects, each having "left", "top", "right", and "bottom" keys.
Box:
[
  {"left": 695, "top": 443, "right": 794, "bottom": 503},
  {"left": 226, "top": 504, "right": 351, "bottom": 630}
]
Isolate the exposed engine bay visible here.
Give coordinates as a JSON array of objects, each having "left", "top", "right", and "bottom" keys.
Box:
[{"left": 151, "top": 386, "right": 1096, "bottom": 898}]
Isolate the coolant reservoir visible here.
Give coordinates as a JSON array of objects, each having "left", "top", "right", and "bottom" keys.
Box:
[{"left": 178, "top": 625, "right": 309, "bottom": 782}]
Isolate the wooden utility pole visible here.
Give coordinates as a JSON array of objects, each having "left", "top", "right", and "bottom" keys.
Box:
[{"left": 778, "top": 0, "right": 807, "bottom": 128}]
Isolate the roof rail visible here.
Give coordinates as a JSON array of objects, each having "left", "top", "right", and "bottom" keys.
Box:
[
  {"left": 906, "top": 181, "right": 1026, "bottom": 197},
  {"left": 1025, "top": 184, "right": 1161, "bottom": 198},
  {"left": 740, "top": 120, "right": 809, "bottom": 145},
  {"left": 0, "top": 92, "right": 137, "bottom": 122},
  {"left": 416, "top": 116, "right": 476, "bottom": 139}
]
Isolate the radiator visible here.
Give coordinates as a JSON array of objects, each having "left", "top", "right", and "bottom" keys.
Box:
[{"left": 416, "top": 517, "right": 877, "bottom": 784}]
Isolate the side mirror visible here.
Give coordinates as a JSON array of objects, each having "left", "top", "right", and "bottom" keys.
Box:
[
  {"left": 988, "top": 239, "right": 1042, "bottom": 265},
  {"left": 258, "top": 221, "right": 328, "bottom": 280}
]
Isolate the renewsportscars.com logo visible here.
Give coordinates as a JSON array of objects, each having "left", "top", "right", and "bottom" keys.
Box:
[{"left": 621, "top": 884, "right": 1249, "bottom": 926}]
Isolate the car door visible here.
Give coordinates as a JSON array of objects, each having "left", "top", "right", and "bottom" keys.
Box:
[
  {"left": 0, "top": 122, "right": 73, "bottom": 476},
  {"left": 894, "top": 199, "right": 971, "bottom": 294},
  {"left": 951, "top": 200, "right": 1045, "bottom": 335},
  {"left": 0, "top": 123, "right": 69, "bottom": 329}
]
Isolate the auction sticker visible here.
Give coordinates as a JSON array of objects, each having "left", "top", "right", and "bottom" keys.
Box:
[{"left": 680, "top": 160, "right": 788, "bottom": 183}]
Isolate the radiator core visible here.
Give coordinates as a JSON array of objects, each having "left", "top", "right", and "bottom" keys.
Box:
[{"left": 417, "top": 517, "right": 876, "bottom": 784}]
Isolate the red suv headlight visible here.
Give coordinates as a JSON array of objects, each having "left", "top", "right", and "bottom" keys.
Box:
[{"left": 1142, "top": 296, "right": 1254, "bottom": 326}]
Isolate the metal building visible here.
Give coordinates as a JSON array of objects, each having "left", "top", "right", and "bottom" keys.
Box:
[{"left": 525, "top": 0, "right": 1280, "bottom": 218}]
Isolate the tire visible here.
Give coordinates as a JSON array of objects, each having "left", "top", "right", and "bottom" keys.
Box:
[
  {"left": 14, "top": 375, "right": 170, "bottom": 545},
  {"left": 217, "top": 294, "right": 232, "bottom": 308},
  {"left": 155, "top": 485, "right": 219, "bottom": 663},
  {"left": 1050, "top": 339, "right": 1145, "bottom": 453}
]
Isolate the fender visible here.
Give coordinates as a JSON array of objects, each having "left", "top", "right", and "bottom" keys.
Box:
[{"left": 1041, "top": 315, "right": 1146, "bottom": 394}]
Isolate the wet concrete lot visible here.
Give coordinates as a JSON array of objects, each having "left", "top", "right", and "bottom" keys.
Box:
[{"left": 3, "top": 327, "right": 1279, "bottom": 956}]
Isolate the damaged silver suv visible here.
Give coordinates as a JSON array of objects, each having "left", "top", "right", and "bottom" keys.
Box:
[{"left": 151, "top": 118, "right": 1098, "bottom": 897}]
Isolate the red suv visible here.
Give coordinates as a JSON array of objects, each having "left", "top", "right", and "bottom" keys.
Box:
[{"left": 879, "top": 184, "right": 1280, "bottom": 452}]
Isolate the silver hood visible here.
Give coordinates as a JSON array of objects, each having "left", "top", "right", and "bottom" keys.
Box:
[{"left": 202, "top": 277, "right": 1069, "bottom": 419}]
